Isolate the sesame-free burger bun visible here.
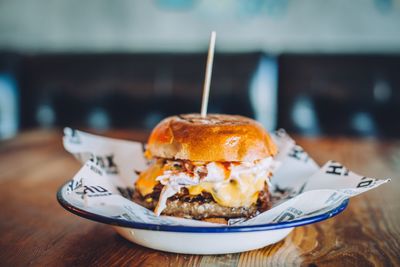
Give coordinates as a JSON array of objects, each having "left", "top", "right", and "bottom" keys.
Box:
[{"left": 146, "top": 113, "right": 277, "bottom": 162}]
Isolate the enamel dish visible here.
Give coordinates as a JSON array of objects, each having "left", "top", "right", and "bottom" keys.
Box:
[{"left": 57, "top": 182, "right": 349, "bottom": 255}]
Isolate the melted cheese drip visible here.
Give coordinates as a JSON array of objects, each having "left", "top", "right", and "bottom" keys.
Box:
[{"left": 135, "top": 162, "right": 163, "bottom": 196}]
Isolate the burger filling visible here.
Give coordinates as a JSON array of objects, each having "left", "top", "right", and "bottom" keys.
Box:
[{"left": 134, "top": 157, "right": 275, "bottom": 218}]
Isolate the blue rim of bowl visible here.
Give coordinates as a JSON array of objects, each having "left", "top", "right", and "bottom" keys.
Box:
[{"left": 57, "top": 182, "right": 349, "bottom": 233}]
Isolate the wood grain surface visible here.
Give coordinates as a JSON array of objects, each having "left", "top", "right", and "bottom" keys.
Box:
[{"left": 0, "top": 129, "right": 399, "bottom": 267}]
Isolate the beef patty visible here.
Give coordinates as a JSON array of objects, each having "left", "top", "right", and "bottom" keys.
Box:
[{"left": 132, "top": 183, "right": 270, "bottom": 220}]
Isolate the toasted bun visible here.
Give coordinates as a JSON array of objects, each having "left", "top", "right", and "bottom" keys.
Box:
[{"left": 146, "top": 113, "right": 277, "bottom": 162}]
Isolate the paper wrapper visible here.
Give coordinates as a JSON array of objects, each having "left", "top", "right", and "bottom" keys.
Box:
[{"left": 63, "top": 128, "right": 390, "bottom": 227}]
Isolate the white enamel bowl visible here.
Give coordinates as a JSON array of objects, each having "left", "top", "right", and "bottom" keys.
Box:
[{"left": 57, "top": 182, "right": 348, "bottom": 255}]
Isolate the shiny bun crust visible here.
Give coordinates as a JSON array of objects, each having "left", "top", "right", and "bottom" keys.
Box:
[{"left": 146, "top": 114, "right": 277, "bottom": 162}]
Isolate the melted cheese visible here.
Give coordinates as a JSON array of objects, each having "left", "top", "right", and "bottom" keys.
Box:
[
  {"left": 188, "top": 173, "right": 266, "bottom": 207},
  {"left": 135, "top": 162, "right": 163, "bottom": 196}
]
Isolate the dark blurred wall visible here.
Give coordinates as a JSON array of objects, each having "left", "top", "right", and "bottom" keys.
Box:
[
  {"left": 16, "top": 53, "right": 276, "bottom": 132},
  {"left": 2, "top": 52, "right": 398, "bottom": 138},
  {"left": 278, "top": 54, "right": 400, "bottom": 137}
]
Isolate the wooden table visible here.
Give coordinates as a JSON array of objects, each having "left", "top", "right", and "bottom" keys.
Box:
[{"left": 0, "top": 129, "right": 399, "bottom": 266}]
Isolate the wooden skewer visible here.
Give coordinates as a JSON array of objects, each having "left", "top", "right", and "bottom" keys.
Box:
[{"left": 201, "top": 31, "right": 216, "bottom": 118}]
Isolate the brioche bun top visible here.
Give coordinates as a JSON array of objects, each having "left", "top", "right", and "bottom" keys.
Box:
[{"left": 146, "top": 113, "right": 277, "bottom": 162}]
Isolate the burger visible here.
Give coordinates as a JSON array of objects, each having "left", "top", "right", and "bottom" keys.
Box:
[{"left": 133, "top": 113, "right": 278, "bottom": 223}]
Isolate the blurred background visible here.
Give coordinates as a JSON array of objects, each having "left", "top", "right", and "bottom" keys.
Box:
[{"left": 0, "top": 0, "right": 400, "bottom": 140}]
